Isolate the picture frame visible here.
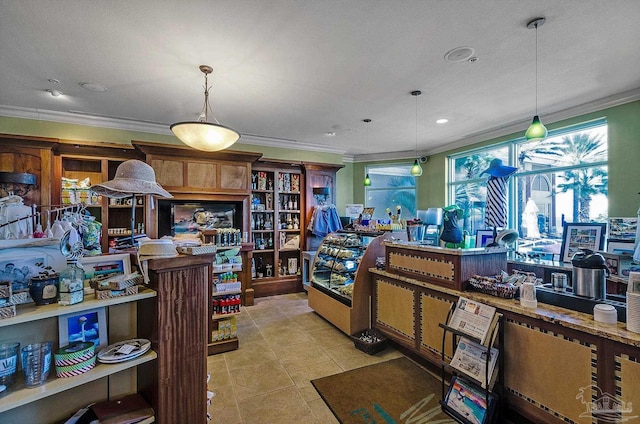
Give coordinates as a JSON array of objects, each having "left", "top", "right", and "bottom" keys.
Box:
[
  {"left": 442, "top": 376, "right": 497, "bottom": 424},
  {"left": 475, "top": 230, "right": 494, "bottom": 248},
  {"left": 607, "top": 241, "right": 636, "bottom": 255},
  {"left": 559, "top": 222, "right": 607, "bottom": 263},
  {"left": 58, "top": 307, "right": 108, "bottom": 350},
  {"left": 607, "top": 217, "right": 638, "bottom": 243},
  {"left": 79, "top": 253, "right": 131, "bottom": 288}
]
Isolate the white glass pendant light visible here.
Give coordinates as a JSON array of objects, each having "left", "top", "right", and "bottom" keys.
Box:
[
  {"left": 171, "top": 65, "right": 240, "bottom": 152},
  {"left": 524, "top": 17, "right": 548, "bottom": 142},
  {"left": 410, "top": 90, "right": 423, "bottom": 177}
]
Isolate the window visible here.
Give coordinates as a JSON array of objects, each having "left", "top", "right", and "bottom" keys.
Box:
[
  {"left": 364, "top": 164, "right": 417, "bottom": 221},
  {"left": 448, "top": 119, "right": 608, "bottom": 255}
]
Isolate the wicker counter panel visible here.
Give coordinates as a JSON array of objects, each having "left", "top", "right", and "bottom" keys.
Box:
[
  {"left": 388, "top": 252, "right": 455, "bottom": 281},
  {"left": 375, "top": 279, "right": 415, "bottom": 341}
]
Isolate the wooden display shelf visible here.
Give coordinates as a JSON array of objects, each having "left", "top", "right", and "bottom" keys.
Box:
[
  {"left": 207, "top": 337, "right": 239, "bottom": 355},
  {"left": 212, "top": 289, "right": 242, "bottom": 296},
  {"left": 0, "top": 289, "right": 157, "bottom": 328},
  {"left": 211, "top": 311, "right": 241, "bottom": 320},
  {"left": 0, "top": 350, "right": 157, "bottom": 414}
]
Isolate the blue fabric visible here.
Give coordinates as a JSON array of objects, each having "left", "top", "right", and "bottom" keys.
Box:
[{"left": 311, "top": 205, "right": 342, "bottom": 237}]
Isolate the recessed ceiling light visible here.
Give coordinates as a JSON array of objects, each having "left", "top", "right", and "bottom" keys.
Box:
[
  {"left": 79, "top": 82, "right": 107, "bottom": 92},
  {"left": 436, "top": 118, "right": 448, "bottom": 124},
  {"left": 444, "top": 46, "right": 475, "bottom": 63},
  {"left": 324, "top": 132, "right": 336, "bottom": 137},
  {"left": 46, "top": 89, "right": 63, "bottom": 97},
  {"left": 48, "top": 78, "right": 60, "bottom": 84}
]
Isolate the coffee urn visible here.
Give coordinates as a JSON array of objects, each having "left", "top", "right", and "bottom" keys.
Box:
[{"left": 571, "top": 250, "right": 609, "bottom": 299}]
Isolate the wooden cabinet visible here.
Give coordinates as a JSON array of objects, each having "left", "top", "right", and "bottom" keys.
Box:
[
  {"left": 136, "top": 254, "right": 213, "bottom": 424},
  {"left": 52, "top": 142, "right": 144, "bottom": 252},
  {"left": 251, "top": 164, "right": 305, "bottom": 297},
  {"left": 303, "top": 163, "right": 343, "bottom": 251},
  {"left": 0, "top": 135, "right": 56, "bottom": 208}
]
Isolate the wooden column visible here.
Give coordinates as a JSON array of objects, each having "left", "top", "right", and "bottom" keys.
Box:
[{"left": 137, "top": 254, "right": 213, "bottom": 424}]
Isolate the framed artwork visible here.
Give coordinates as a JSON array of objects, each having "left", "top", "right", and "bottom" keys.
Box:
[
  {"left": 79, "top": 253, "right": 131, "bottom": 288},
  {"left": 607, "top": 217, "right": 637, "bottom": 243},
  {"left": 58, "top": 307, "right": 108, "bottom": 350},
  {"left": 559, "top": 222, "right": 607, "bottom": 263},
  {"left": 0, "top": 255, "right": 46, "bottom": 293},
  {"left": 607, "top": 241, "right": 636, "bottom": 255},
  {"left": 475, "top": 230, "right": 494, "bottom": 248}
]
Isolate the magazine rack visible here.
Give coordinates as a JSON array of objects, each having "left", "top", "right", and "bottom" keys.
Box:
[{"left": 438, "top": 299, "right": 503, "bottom": 424}]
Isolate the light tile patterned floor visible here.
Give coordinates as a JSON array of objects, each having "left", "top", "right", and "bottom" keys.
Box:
[{"left": 207, "top": 292, "right": 403, "bottom": 424}]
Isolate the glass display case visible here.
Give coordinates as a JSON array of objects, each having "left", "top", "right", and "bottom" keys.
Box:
[
  {"left": 311, "top": 232, "right": 375, "bottom": 305},
  {"left": 309, "top": 230, "right": 386, "bottom": 334}
]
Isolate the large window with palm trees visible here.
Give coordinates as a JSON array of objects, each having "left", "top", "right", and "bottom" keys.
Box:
[
  {"left": 365, "top": 164, "right": 417, "bottom": 221},
  {"left": 449, "top": 118, "right": 607, "bottom": 255}
]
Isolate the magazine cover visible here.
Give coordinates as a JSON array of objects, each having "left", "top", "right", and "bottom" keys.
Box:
[
  {"left": 443, "top": 376, "right": 496, "bottom": 424},
  {"left": 450, "top": 337, "right": 499, "bottom": 389},
  {"left": 448, "top": 297, "right": 496, "bottom": 344}
]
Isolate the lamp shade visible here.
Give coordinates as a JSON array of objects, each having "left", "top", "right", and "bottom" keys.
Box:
[
  {"left": 363, "top": 174, "right": 372, "bottom": 186},
  {"left": 170, "top": 121, "right": 240, "bottom": 152},
  {"left": 410, "top": 159, "right": 423, "bottom": 177},
  {"left": 524, "top": 115, "right": 548, "bottom": 142}
]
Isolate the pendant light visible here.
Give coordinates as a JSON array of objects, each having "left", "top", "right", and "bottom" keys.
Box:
[
  {"left": 410, "top": 90, "right": 423, "bottom": 177},
  {"left": 171, "top": 65, "right": 240, "bottom": 152},
  {"left": 363, "top": 119, "right": 372, "bottom": 186},
  {"left": 524, "top": 17, "right": 548, "bottom": 142}
]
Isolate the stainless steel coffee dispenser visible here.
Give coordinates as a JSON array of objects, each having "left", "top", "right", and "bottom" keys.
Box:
[{"left": 571, "top": 250, "right": 609, "bottom": 299}]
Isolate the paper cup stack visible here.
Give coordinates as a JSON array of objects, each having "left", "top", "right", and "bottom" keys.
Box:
[
  {"left": 626, "top": 272, "right": 640, "bottom": 333},
  {"left": 54, "top": 341, "right": 96, "bottom": 378}
]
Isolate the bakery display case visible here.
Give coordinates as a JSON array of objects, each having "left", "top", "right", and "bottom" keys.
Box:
[{"left": 308, "top": 230, "right": 386, "bottom": 335}]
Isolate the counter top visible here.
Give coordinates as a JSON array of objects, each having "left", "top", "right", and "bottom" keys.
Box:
[
  {"left": 370, "top": 268, "right": 640, "bottom": 348},
  {"left": 383, "top": 241, "right": 507, "bottom": 256}
]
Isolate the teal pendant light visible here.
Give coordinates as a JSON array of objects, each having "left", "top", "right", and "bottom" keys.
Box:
[
  {"left": 410, "top": 91, "right": 423, "bottom": 177},
  {"left": 525, "top": 17, "right": 548, "bottom": 142},
  {"left": 363, "top": 119, "right": 372, "bottom": 186}
]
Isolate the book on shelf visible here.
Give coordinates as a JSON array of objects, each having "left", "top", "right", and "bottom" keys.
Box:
[
  {"left": 450, "top": 336, "right": 499, "bottom": 389},
  {"left": 448, "top": 297, "right": 496, "bottom": 345},
  {"left": 443, "top": 376, "right": 497, "bottom": 424}
]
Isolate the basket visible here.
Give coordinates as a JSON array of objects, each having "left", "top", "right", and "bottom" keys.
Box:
[{"left": 351, "top": 329, "right": 388, "bottom": 355}]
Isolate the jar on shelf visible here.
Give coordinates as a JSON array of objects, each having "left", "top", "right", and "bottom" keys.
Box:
[{"left": 58, "top": 260, "right": 85, "bottom": 305}]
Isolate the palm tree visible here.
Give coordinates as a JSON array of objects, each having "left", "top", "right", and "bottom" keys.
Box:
[{"left": 553, "top": 132, "right": 608, "bottom": 222}]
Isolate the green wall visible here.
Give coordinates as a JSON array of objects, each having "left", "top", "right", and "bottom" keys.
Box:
[{"left": 352, "top": 100, "right": 640, "bottom": 218}]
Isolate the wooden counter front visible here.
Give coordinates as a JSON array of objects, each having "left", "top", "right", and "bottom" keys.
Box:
[
  {"left": 137, "top": 254, "right": 213, "bottom": 424},
  {"left": 371, "top": 268, "right": 640, "bottom": 424},
  {"left": 383, "top": 242, "right": 507, "bottom": 291}
]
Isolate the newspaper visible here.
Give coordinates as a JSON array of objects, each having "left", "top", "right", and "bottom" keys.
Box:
[
  {"left": 448, "top": 297, "right": 496, "bottom": 345},
  {"left": 450, "top": 337, "right": 499, "bottom": 389}
]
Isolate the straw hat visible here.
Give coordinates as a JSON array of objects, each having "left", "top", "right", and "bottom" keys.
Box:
[
  {"left": 481, "top": 158, "right": 518, "bottom": 178},
  {"left": 90, "top": 160, "right": 172, "bottom": 198}
]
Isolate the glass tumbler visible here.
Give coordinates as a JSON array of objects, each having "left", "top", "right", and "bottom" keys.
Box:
[{"left": 21, "top": 342, "right": 53, "bottom": 388}]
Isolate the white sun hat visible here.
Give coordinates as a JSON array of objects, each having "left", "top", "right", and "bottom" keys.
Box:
[{"left": 90, "top": 160, "right": 172, "bottom": 199}]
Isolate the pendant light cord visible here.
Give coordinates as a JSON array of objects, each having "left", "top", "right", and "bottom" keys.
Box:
[{"left": 535, "top": 22, "right": 539, "bottom": 116}]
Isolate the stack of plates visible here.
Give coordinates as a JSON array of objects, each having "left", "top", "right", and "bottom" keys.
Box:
[
  {"left": 626, "top": 292, "right": 640, "bottom": 333},
  {"left": 97, "top": 338, "right": 151, "bottom": 364}
]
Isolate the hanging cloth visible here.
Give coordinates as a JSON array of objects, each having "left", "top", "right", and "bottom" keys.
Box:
[
  {"left": 485, "top": 176, "right": 508, "bottom": 229},
  {"left": 310, "top": 204, "right": 342, "bottom": 237}
]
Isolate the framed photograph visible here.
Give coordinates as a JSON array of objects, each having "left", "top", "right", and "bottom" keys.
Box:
[
  {"left": 79, "top": 253, "right": 131, "bottom": 288},
  {"left": 475, "top": 230, "right": 494, "bottom": 248},
  {"left": 442, "top": 376, "right": 497, "bottom": 424},
  {"left": 607, "top": 217, "right": 638, "bottom": 242},
  {"left": 559, "top": 222, "right": 607, "bottom": 263},
  {"left": 58, "top": 307, "right": 108, "bottom": 350},
  {"left": 607, "top": 241, "right": 635, "bottom": 255}
]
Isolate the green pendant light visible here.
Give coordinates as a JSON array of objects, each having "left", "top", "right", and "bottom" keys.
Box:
[
  {"left": 525, "top": 18, "right": 548, "bottom": 142},
  {"left": 410, "top": 91, "right": 423, "bottom": 177},
  {"left": 363, "top": 119, "right": 373, "bottom": 186}
]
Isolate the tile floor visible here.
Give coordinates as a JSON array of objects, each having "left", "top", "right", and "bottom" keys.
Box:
[{"left": 206, "top": 292, "right": 404, "bottom": 424}]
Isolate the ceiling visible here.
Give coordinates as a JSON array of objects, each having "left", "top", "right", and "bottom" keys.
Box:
[{"left": 1, "top": 1, "right": 640, "bottom": 162}]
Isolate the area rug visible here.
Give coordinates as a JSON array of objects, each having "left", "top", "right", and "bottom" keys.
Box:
[{"left": 312, "top": 357, "right": 456, "bottom": 423}]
